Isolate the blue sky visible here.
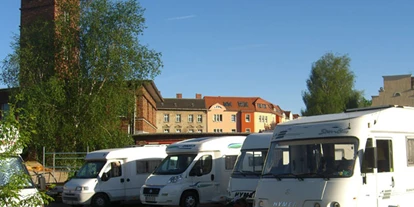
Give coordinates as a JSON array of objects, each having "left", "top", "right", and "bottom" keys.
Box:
[{"left": 1, "top": 1, "right": 414, "bottom": 114}]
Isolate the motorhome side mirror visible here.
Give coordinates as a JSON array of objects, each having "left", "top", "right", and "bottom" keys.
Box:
[{"left": 101, "top": 172, "right": 109, "bottom": 181}]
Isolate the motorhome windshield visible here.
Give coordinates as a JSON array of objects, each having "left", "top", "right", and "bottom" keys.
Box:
[
  {"left": 75, "top": 160, "right": 106, "bottom": 179},
  {"left": 0, "top": 156, "right": 35, "bottom": 188},
  {"left": 232, "top": 149, "right": 267, "bottom": 178},
  {"left": 262, "top": 137, "right": 358, "bottom": 179},
  {"left": 153, "top": 154, "right": 196, "bottom": 175}
]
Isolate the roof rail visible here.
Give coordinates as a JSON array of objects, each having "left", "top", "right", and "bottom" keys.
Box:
[{"left": 345, "top": 105, "right": 402, "bottom": 113}]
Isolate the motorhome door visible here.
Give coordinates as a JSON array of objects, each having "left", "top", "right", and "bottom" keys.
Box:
[
  {"left": 189, "top": 154, "right": 216, "bottom": 202},
  {"left": 375, "top": 138, "right": 396, "bottom": 207},
  {"left": 100, "top": 160, "right": 126, "bottom": 200}
]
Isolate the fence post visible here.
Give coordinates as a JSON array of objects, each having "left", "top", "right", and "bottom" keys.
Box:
[
  {"left": 53, "top": 152, "right": 56, "bottom": 174},
  {"left": 42, "top": 147, "right": 45, "bottom": 175}
]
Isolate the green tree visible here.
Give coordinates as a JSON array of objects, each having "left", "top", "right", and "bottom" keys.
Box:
[
  {"left": 1, "top": 0, "right": 162, "bottom": 157},
  {"left": 301, "top": 52, "right": 362, "bottom": 116},
  {"left": 0, "top": 101, "right": 52, "bottom": 206}
]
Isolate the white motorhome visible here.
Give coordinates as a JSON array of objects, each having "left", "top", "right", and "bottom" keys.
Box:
[
  {"left": 62, "top": 145, "right": 167, "bottom": 207},
  {"left": 140, "top": 135, "right": 247, "bottom": 207},
  {"left": 254, "top": 105, "right": 414, "bottom": 207},
  {"left": 227, "top": 132, "right": 272, "bottom": 205}
]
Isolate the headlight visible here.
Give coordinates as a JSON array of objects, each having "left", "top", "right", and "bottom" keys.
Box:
[
  {"left": 168, "top": 174, "right": 182, "bottom": 183},
  {"left": 75, "top": 186, "right": 89, "bottom": 191},
  {"left": 314, "top": 202, "right": 321, "bottom": 207}
]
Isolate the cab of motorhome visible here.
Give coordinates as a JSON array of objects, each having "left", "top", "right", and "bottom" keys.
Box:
[
  {"left": 140, "top": 136, "right": 246, "bottom": 207},
  {"left": 254, "top": 105, "right": 414, "bottom": 207},
  {"left": 62, "top": 145, "right": 167, "bottom": 207},
  {"left": 227, "top": 132, "right": 272, "bottom": 205}
]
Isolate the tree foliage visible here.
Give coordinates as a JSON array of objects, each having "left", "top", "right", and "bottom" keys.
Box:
[
  {"left": 0, "top": 102, "right": 52, "bottom": 206},
  {"left": 301, "top": 52, "right": 369, "bottom": 116},
  {"left": 1, "top": 0, "right": 162, "bottom": 157}
]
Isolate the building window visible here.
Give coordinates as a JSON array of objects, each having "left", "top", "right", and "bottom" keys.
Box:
[
  {"left": 176, "top": 129, "right": 181, "bottom": 133},
  {"left": 213, "top": 114, "right": 223, "bottom": 122},
  {"left": 214, "top": 105, "right": 222, "bottom": 109},
  {"left": 265, "top": 116, "right": 268, "bottom": 123},
  {"left": 238, "top": 102, "right": 248, "bottom": 107},
  {"left": 197, "top": 129, "right": 203, "bottom": 133},
  {"left": 223, "top": 102, "right": 232, "bottom": 107},
  {"left": 232, "top": 129, "right": 236, "bottom": 133},
  {"left": 214, "top": 129, "right": 223, "bottom": 133},
  {"left": 197, "top": 115, "right": 203, "bottom": 123},
  {"left": 245, "top": 114, "right": 250, "bottom": 122},
  {"left": 188, "top": 114, "right": 194, "bottom": 122},
  {"left": 164, "top": 129, "right": 170, "bottom": 133},
  {"left": 259, "top": 115, "right": 263, "bottom": 123},
  {"left": 63, "top": 11, "right": 70, "bottom": 22},
  {"left": 188, "top": 129, "right": 194, "bottom": 133},
  {"left": 393, "top": 92, "right": 401, "bottom": 97},
  {"left": 246, "top": 128, "right": 251, "bottom": 133},
  {"left": 231, "top": 114, "right": 236, "bottom": 122},
  {"left": 176, "top": 114, "right": 181, "bottom": 122},
  {"left": 164, "top": 114, "right": 169, "bottom": 122}
]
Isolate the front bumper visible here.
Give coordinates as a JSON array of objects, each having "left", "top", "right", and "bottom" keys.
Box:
[
  {"left": 61, "top": 190, "right": 94, "bottom": 205},
  {"left": 140, "top": 185, "right": 183, "bottom": 206}
]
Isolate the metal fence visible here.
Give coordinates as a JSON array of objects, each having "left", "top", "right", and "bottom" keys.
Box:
[{"left": 38, "top": 147, "right": 89, "bottom": 184}]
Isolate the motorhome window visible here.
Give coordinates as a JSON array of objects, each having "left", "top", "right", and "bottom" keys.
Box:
[
  {"left": 406, "top": 138, "right": 414, "bottom": 166},
  {"left": 233, "top": 150, "right": 267, "bottom": 177},
  {"left": 225, "top": 155, "right": 238, "bottom": 170},
  {"left": 136, "top": 159, "right": 162, "bottom": 174},
  {"left": 262, "top": 137, "right": 358, "bottom": 178},
  {"left": 361, "top": 138, "right": 374, "bottom": 173},
  {"left": 154, "top": 154, "right": 196, "bottom": 175},
  {"left": 192, "top": 155, "right": 213, "bottom": 175},
  {"left": 109, "top": 161, "right": 122, "bottom": 177},
  {"left": 0, "top": 156, "right": 34, "bottom": 188},
  {"left": 376, "top": 139, "right": 393, "bottom": 173},
  {"left": 76, "top": 160, "right": 106, "bottom": 178}
]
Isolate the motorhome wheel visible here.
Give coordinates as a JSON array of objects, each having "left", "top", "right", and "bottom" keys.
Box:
[
  {"left": 91, "top": 193, "right": 110, "bottom": 207},
  {"left": 180, "top": 191, "right": 199, "bottom": 207}
]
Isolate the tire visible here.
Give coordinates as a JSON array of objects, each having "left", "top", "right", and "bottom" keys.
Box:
[
  {"left": 180, "top": 191, "right": 198, "bottom": 207},
  {"left": 91, "top": 193, "right": 110, "bottom": 207}
]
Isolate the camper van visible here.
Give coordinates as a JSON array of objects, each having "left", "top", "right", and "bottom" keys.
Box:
[
  {"left": 140, "top": 136, "right": 247, "bottom": 207},
  {"left": 62, "top": 145, "right": 167, "bottom": 207},
  {"left": 254, "top": 105, "right": 414, "bottom": 207},
  {"left": 227, "top": 132, "right": 272, "bottom": 205}
]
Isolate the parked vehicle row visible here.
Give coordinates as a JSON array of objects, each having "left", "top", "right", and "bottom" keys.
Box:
[{"left": 61, "top": 105, "right": 414, "bottom": 207}]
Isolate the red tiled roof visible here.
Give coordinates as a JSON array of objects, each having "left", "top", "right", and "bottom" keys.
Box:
[
  {"left": 204, "top": 96, "right": 281, "bottom": 115},
  {"left": 284, "top": 111, "right": 291, "bottom": 117},
  {"left": 204, "top": 96, "right": 259, "bottom": 112}
]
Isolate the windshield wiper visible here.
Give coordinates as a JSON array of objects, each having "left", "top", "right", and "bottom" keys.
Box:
[
  {"left": 296, "top": 172, "right": 330, "bottom": 180},
  {"left": 262, "top": 173, "right": 304, "bottom": 181}
]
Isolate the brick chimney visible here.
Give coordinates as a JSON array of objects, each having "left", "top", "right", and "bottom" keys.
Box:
[
  {"left": 196, "top": 93, "right": 202, "bottom": 99},
  {"left": 176, "top": 93, "right": 182, "bottom": 99}
]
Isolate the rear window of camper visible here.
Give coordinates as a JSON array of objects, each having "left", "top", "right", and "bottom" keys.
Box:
[
  {"left": 136, "top": 159, "right": 163, "bottom": 174},
  {"left": 225, "top": 155, "right": 238, "bottom": 170}
]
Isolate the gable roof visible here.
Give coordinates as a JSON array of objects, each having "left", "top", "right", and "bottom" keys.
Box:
[{"left": 157, "top": 98, "right": 206, "bottom": 111}]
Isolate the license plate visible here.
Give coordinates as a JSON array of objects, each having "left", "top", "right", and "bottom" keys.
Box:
[{"left": 145, "top": 196, "right": 156, "bottom": 202}]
